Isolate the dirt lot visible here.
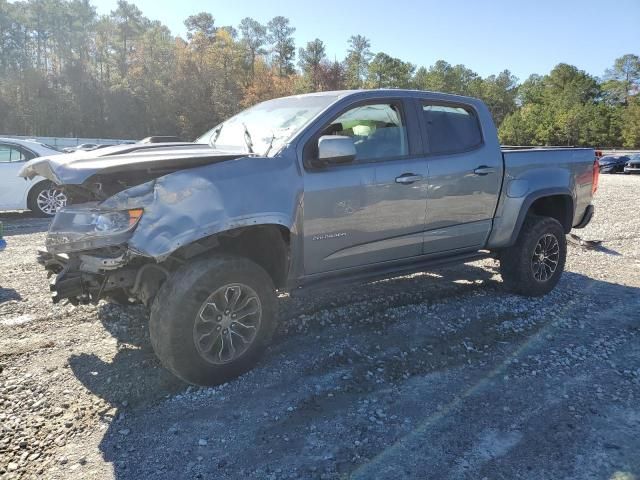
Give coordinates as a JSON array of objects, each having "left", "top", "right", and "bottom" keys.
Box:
[{"left": 1, "top": 174, "right": 639, "bottom": 480}]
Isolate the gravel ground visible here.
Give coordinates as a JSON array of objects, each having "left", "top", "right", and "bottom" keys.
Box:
[{"left": 1, "top": 174, "right": 639, "bottom": 480}]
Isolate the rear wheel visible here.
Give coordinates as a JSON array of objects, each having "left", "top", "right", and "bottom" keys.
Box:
[
  {"left": 499, "top": 215, "right": 567, "bottom": 297},
  {"left": 28, "top": 181, "right": 67, "bottom": 217},
  {"left": 149, "top": 255, "right": 277, "bottom": 386}
]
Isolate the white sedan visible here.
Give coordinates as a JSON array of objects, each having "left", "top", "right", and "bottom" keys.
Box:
[{"left": 0, "top": 138, "right": 67, "bottom": 216}]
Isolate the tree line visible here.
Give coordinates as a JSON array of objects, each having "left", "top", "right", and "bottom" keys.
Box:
[{"left": 1, "top": 0, "right": 638, "bottom": 147}]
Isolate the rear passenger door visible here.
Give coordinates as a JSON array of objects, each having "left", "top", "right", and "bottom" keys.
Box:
[{"left": 417, "top": 101, "right": 503, "bottom": 254}]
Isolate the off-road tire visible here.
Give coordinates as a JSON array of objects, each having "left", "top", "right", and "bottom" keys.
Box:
[
  {"left": 499, "top": 215, "right": 567, "bottom": 297},
  {"left": 149, "top": 255, "right": 277, "bottom": 386}
]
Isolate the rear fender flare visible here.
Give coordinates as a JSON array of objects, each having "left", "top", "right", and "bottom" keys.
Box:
[
  {"left": 487, "top": 185, "right": 575, "bottom": 249},
  {"left": 506, "top": 187, "right": 574, "bottom": 246}
]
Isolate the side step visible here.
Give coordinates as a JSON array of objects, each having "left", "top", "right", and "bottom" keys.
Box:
[{"left": 290, "top": 251, "right": 493, "bottom": 297}]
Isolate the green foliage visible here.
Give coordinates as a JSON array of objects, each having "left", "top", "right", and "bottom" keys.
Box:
[
  {"left": 518, "top": 74, "right": 545, "bottom": 104},
  {"left": 184, "top": 12, "right": 216, "bottom": 40},
  {"left": 413, "top": 61, "right": 482, "bottom": 96},
  {"left": 298, "top": 39, "right": 326, "bottom": 90},
  {"left": 0, "top": 1, "right": 637, "bottom": 147},
  {"left": 604, "top": 54, "right": 640, "bottom": 105},
  {"left": 238, "top": 17, "right": 267, "bottom": 79},
  {"left": 366, "top": 53, "right": 414, "bottom": 89},
  {"left": 267, "top": 16, "right": 295, "bottom": 76},
  {"left": 499, "top": 60, "right": 635, "bottom": 147},
  {"left": 344, "top": 35, "right": 372, "bottom": 89},
  {"left": 477, "top": 70, "right": 518, "bottom": 126},
  {"left": 543, "top": 63, "right": 599, "bottom": 106},
  {"left": 622, "top": 97, "right": 640, "bottom": 148}
]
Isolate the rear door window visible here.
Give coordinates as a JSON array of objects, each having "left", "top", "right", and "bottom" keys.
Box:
[
  {"left": 421, "top": 104, "right": 483, "bottom": 155},
  {"left": 0, "top": 144, "right": 27, "bottom": 162}
]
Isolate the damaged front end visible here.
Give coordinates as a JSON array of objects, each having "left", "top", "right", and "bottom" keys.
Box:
[
  {"left": 18, "top": 146, "right": 239, "bottom": 306},
  {"left": 38, "top": 246, "right": 169, "bottom": 305},
  {"left": 35, "top": 175, "right": 172, "bottom": 305},
  {"left": 22, "top": 142, "right": 298, "bottom": 306},
  {"left": 38, "top": 200, "right": 169, "bottom": 305}
]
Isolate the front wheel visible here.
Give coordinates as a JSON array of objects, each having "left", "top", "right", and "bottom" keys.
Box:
[
  {"left": 499, "top": 215, "right": 567, "bottom": 297},
  {"left": 28, "top": 181, "right": 68, "bottom": 217},
  {"left": 149, "top": 255, "right": 277, "bottom": 386}
]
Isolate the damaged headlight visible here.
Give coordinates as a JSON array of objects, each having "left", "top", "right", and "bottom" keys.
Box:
[
  {"left": 46, "top": 207, "right": 144, "bottom": 254},
  {"left": 93, "top": 210, "right": 143, "bottom": 233}
]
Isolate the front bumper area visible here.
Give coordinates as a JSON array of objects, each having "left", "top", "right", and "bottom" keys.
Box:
[
  {"left": 624, "top": 165, "right": 640, "bottom": 174},
  {"left": 37, "top": 249, "right": 133, "bottom": 304},
  {"left": 37, "top": 248, "right": 168, "bottom": 305}
]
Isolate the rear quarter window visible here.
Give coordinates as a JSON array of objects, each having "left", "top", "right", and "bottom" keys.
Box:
[{"left": 422, "top": 104, "right": 483, "bottom": 155}]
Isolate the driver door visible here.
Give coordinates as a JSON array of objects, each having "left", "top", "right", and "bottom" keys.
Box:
[{"left": 302, "top": 98, "right": 428, "bottom": 275}]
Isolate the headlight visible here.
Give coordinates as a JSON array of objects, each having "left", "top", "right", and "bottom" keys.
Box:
[
  {"left": 73, "top": 209, "right": 144, "bottom": 235},
  {"left": 46, "top": 207, "right": 144, "bottom": 253}
]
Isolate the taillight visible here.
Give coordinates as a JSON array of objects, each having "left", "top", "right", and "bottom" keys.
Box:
[{"left": 592, "top": 159, "right": 599, "bottom": 194}]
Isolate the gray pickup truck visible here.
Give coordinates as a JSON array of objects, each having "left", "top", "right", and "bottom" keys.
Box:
[{"left": 21, "top": 89, "right": 598, "bottom": 385}]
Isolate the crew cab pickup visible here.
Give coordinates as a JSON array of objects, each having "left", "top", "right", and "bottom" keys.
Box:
[{"left": 21, "top": 90, "right": 598, "bottom": 386}]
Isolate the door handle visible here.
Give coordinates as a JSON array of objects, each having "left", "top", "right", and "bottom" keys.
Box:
[
  {"left": 473, "top": 166, "right": 496, "bottom": 176},
  {"left": 395, "top": 173, "right": 423, "bottom": 184}
]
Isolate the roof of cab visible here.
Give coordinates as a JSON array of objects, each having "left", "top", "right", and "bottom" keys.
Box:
[{"left": 284, "top": 88, "right": 485, "bottom": 106}]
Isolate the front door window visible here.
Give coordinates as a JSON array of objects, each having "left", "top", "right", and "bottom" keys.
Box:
[{"left": 322, "top": 103, "right": 408, "bottom": 162}]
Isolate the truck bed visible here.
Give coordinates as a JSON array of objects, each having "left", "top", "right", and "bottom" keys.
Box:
[
  {"left": 484, "top": 146, "right": 596, "bottom": 249},
  {"left": 498, "top": 146, "right": 595, "bottom": 235}
]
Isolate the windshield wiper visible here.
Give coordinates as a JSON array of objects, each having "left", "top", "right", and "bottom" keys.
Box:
[
  {"left": 263, "top": 131, "right": 276, "bottom": 157},
  {"left": 242, "top": 123, "right": 254, "bottom": 154},
  {"left": 210, "top": 125, "right": 223, "bottom": 148}
]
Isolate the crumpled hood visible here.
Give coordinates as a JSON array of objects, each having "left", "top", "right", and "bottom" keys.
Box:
[{"left": 18, "top": 142, "right": 251, "bottom": 185}]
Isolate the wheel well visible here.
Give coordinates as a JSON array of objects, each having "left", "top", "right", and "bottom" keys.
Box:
[
  {"left": 528, "top": 194, "right": 573, "bottom": 233},
  {"left": 170, "top": 225, "right": 291, "bottom": 289}
]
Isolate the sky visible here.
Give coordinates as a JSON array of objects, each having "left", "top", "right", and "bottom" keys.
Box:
[{"left": 91, "top": 0, "right": 640, "bottom": 82}]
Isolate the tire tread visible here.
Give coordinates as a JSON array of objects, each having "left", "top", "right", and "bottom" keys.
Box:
[
  {"left": 149, "top": 254, "right": 277, "bottom": 386},
  {"left": 499, "top": 215, "right": 567, "bottom": 297}
]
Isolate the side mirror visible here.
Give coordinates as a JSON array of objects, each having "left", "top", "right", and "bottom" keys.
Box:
[{"left": 318, "top": 135, "right": 356, "bottom": 165}]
